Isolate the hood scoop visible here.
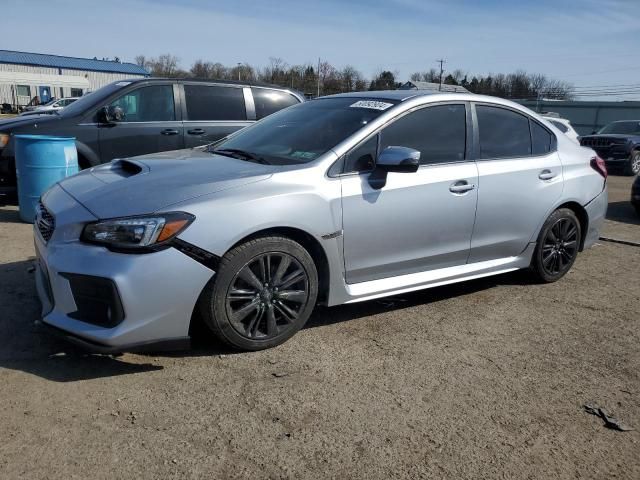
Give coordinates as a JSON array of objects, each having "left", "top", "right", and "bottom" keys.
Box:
[{"left": 109, "top": 159, "right": 146, "bottom": 177}]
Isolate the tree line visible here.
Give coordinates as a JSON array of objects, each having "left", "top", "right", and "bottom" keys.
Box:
[{"left": 135, "top": 54, "right": 573, "bottom": 100}]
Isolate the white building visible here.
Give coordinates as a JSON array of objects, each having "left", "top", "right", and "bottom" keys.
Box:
[{"left": 0, "top": 50, "right": 149, "bottom": 109}]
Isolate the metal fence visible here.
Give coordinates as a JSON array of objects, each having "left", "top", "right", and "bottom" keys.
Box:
[{"left": 516, "top": 100, "right": 640, "bottom": 135}]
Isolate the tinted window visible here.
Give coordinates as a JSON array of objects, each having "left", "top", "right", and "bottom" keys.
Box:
[
  {"left": 252, "top": 88, "right": 299, "bottom": 119},
  {"left": 109, "top": 85, "right": 175, "bottom": 122},
  {"left": 344, "top": 134, "right": 378, "bottom": 173},
  {"left": 379, "top": 104, "right": 466, "bottom": 164},
  {"left": 216, "top": 98, "right": 394, "bottom": 165},
  {"left": 477, "top": 105, "right": 531, "bottom": 159},
  {"left": 184, "top": 85, "right": 246, "bottom": 121},
  {"left": 550, "top": 120, "right": 568, "bottom": 133},
  {"left": 598, "top": 121, "right": 640, "bottom": 135},
  {"left": 531, "top": 120, "right": 553, "bottom": 155}
]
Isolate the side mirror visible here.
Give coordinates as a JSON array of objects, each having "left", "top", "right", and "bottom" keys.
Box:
[
  {"left": 376, "top": 146, "right": 420, "bottom": 173},
  {"left": 368, "top": 146, "right": 420, "bottom": 190},
  {"left": 98, "top": 105, "right": 124, "bottom": 123}
]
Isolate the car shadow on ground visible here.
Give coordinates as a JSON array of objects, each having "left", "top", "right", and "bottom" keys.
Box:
[
  {"left": 0, "top": 257, "right": 534, "bottom": 382},
  {"left": 606, "top": 201, "right": 639, "bottom": 226}
]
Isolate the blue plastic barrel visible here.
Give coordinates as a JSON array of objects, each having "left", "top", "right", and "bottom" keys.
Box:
[{"left": 14, "top": 134, "right": 78, "bottom": 223}]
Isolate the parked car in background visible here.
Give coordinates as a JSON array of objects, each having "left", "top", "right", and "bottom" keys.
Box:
[
  {"left": 580, "top": 120, "right": 640, "bottom": 175},
  {"left": 34, "top": 91, "right": 608, "bottom": 353},
  {"left": 542, "top": 114, "right": 580, "bottom": 144},
  {"left": 20, "top": 97, "right": 80, "bottom": 116},
  {"left": 0, "top": 78, "right": 303, "bottom": 196},
  {"left": 632, "top": 174, "right": 640, "bottom": 216}
]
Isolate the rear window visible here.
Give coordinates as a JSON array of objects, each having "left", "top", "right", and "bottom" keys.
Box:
[
  {"left": 184, "top": 84, "right": 247, "bottom": 121},
  {"left": 251, "top": 88, "right": 299, "bottom": 119}
]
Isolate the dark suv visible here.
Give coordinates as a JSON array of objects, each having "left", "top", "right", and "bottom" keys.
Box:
[
  {"left": 579, "top": 120, "right": 640, "bottom": 176},
  {"left": 0, "top": 78, "right": 303, "bottom": 194}
]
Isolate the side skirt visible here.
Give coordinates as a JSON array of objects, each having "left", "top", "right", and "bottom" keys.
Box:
[{"left": 336, "top": 243, "right": 536, "bottom": 305}]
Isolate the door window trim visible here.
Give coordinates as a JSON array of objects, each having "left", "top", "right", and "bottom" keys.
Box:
[
  {"left": 471, "top": 102, "right": 557, "bottom": 161},
  {"left": 330, "top": 101, "right": 474, "bottom": 177}
]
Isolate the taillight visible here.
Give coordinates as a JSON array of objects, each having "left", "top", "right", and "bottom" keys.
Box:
[{"left": 590, "top": 155, "right": 607, "bottom": 179}]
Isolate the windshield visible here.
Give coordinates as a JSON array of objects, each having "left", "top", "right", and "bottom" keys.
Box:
[
  {"left": 598, "top": 121, "right": 640, "bottom": 135},
  {"left": 59, "top": 81, "right": 130, "bottom": 117},
  {"left": 213, "top": 97, "right": 398, "bottom": 165}
]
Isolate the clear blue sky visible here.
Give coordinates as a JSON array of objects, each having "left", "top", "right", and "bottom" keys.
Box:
[{"left": 4, "top": 0, "right": 640, "bottom": 99}]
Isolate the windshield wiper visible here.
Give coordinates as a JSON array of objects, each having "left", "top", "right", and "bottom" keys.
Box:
[{"left": 211, "top": 148, "right": 270, "bottom": 165}]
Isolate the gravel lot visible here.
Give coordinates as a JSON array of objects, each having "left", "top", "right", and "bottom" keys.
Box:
[{"left": 0, "top": 175, "right": 638, "bottom": 479}]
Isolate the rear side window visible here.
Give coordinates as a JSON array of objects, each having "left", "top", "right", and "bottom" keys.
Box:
[
  {"left": 109, "top": 85, "right": 175, "bottom": 122},
  {"left": 184, "top": 85, "right": 246, "bottom": 121},
  {"left": 477, "top": 105, "right": 531, "bottom": 159},
  {"left": 380, "top": 104, "right": 466, "bottom": 165},
  {"left": 251, "top": 88, "right": 299, "bottom": 120},
  {"left": 531, "top": 120, "right": 553, "bottom": 155}
]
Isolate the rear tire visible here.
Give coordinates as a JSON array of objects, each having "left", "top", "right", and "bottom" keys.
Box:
[
  {"left": 531, "top": 208, "right": 581, "bottom": 283},
  {"left": 624, "top": 150, "right": 640, "bottom": 176},
  {"left": 198, "top": 236, "right": 318, "bottom": 351}
]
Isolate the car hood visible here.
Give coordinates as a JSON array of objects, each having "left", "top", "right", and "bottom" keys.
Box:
[
  {"left": 57, "top": 148, "right": 273, "bottom": 218},
  {"left": 0, "top": 113, "right": 61, "bottom": 128}
]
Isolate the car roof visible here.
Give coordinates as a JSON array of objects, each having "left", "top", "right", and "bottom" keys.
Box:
[
  {"left": 128, "top": 76, "right": 298, "bottom": 91},
  {"left": 323, "top": 90, "right": 439, "bottom": 102}
]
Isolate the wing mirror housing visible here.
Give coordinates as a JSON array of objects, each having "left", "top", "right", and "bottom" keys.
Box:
[
  {"left": 98, "top": 105, "right": 125, "bottom": 123},
  {"left": 376, "top": 146, "right": 420, "bottom": 173},
  {"left": 369, "top": 146, "right": 420, "bottom": 189}
]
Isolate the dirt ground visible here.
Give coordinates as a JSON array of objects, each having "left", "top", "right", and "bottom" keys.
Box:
[{"left": 0, "top": 175, "right": 638, "bottom": 480}]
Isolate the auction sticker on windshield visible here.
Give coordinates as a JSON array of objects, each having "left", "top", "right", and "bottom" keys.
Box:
[{"left": 349, "top": 100, "right": 394, "bottom": 111}]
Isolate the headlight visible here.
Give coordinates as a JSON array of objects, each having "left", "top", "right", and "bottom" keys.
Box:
[
  {"left": 81, "top": 212, "right": 194, "bottom": 250},
  {"left": 0, "top": 133, "right": 9, "bottom": 149}
]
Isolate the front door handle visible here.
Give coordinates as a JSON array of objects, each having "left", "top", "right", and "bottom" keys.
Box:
[
  {"left": 161, "top": 128, "right": 179, "bottom": 136},
  {"left": 187, "top": 128, "right": 206, "bottom": 135},
  {"left": 538, "top": 169, "right": 556, "bottom": 181},
  {"left": 449, "top": 181, "right": 476, "bottom": 194}
]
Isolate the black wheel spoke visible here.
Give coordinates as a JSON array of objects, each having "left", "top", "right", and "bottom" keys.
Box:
[
  {"left": 238, "top": 266, "right": 264, "bottom": 291},
  {"left": 266, "top": 307, "right": 278, "bottom": 336},
  {"left": 228, "top": 288, "right": 256, "bottom": 301},
  {"left": 277, "top": 289, "right": 307, "bottom": 303},
  {"left": 275, "top": 301, "right": 298, "bottom": 323},
  {"left": 541, "top": 216, "right": 579, "bottom": 277},
  {"left": 246, "top": 306, "right": 265, "bottom": 338},
  {"left": 230, "top": 298, "right": 260, "bottom": 323},
  {"left": 279, "top": 269, "right": 305, "bottom": 289},
  {"left": 272, "top": 255, "right": 291, "bottom": 286}
]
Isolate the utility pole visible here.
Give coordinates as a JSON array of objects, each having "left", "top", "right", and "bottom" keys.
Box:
[
  {"left": 237, "top": 63, "right": 242, "bottom": 81},
  {"left": 317, "top": 57, "right": 321, "bottom": 97},
  {"left": 436, "top": 58, "right": 446, "bottom": 91}
]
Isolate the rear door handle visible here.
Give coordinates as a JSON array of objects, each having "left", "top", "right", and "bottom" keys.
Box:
[
  {"left": 161, "top": 128, "right": 179, "bottom": 136},
  {"left": 187, "top": 128, "right": 206, "bottom": 135},
  {"left": 538, "top": 169, "right": 557, "bottom": 181},
  {"left": 449, "top": 181, "right": 476, "bottom": 194}
]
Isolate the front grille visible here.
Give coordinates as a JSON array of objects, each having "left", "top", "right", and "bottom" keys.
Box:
[
  {"left": 580, "top": 137, "right": 626, "bottom": 148},
  {"left": 36, "top": 201, "right": 55, "bottom": 242}
]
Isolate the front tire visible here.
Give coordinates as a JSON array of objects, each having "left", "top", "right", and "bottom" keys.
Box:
[
  {"left": 624, "top": 150, "right": 640, "bottom": 176},
  {"left": 199, "top": 236, "right": 318, "bottom": 351},
  {"left": 531, "top": 208, "right": 581, "bottom": 283}
]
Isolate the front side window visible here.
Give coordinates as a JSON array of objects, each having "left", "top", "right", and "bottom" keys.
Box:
[
  {"left": 379, "top": 104, "right": 466, "bottom": 164},
  {"left": 184, "top": 85, "right": 246, "bottom": 121},
  {"left": 251, "top": 88, "right": 300, "bottom": 119},
  {"left": 215, "top": 97, "right": 396, "bottom": 165},
  {"left": 344, "top": 135, "right": 378, "bottom": 173},
  {"left": 477, "top": 105, "right": 531, "bottom": 159},
  {"left": 109, "top": 85, "right": 175, "bottom": 122}
]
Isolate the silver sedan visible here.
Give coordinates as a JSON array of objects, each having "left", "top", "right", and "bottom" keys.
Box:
[{"left": 34, "top": 91, "right": 608, "bottom": 352}]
